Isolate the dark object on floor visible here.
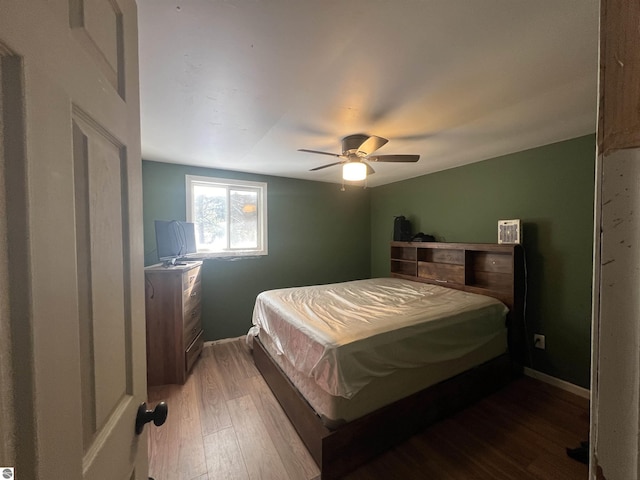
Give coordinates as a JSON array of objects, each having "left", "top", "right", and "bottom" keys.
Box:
[{"left": 566, "top": 441, "right": 589, "bottom": 465}]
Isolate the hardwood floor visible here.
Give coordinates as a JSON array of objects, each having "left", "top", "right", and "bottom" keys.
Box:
[{"left": 147, "top": 338, "right": 589, "bottom": 480}]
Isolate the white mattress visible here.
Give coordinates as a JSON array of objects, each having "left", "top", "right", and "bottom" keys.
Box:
[
  {"left": 248, "top": 278, "right": 508, "bottom": 399},
  {"left": 256, "top": 327, "right": 507, "bottom": 428}
]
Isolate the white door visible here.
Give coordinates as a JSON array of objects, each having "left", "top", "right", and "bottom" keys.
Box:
[{"left": 0, "top": 1, "right": 148, "bottom": 479}]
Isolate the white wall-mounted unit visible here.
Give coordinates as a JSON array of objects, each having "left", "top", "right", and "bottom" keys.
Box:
[{"left": 498, "top": 219, "right": 521, "bottom": 244}]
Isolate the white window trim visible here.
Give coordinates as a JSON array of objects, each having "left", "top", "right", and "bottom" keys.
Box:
[{"left": 186, "top": 174, "right": 268, "bottom": 257}]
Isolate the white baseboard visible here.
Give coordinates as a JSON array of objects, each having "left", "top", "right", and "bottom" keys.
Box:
[{"left": 524, "top": 367, "right": 590, "bottom": 399}]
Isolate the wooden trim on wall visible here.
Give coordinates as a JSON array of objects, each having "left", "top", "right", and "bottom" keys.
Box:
[
  {"left": 599, "top": 0, "right": 640, "bottom": 155},
  {"left": 594, "top": 0, "right": 640, "bottom": 478}
]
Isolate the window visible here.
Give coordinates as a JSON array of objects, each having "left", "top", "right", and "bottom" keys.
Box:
[{"left": 186, "top": 175, "right": 268, "bottom": 257}]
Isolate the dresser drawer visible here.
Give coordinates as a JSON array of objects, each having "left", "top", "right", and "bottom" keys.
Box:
[
  {"left": 183, "top": 280, "right": 201, "bottom": 310},
  {"left": 184, "top": 302, "right": 202, "bottom": 348},
  {"left": 183, "top": 265, "right": 201, "bottom": 291},
  {"left": 185, "top": 330, "right": 204, "bottom": 374}
]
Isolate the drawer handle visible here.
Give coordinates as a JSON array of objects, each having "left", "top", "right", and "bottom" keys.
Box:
[
  {"left": 435, "top": 279, "right": 448, "bottom": 283},
  {"left": 191, "top": 310, "right": 198, "bottom": 318},
  {"left": 190, "top": 291, "right": 197, "bottom": 297}
]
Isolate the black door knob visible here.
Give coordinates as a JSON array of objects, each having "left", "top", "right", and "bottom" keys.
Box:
[{"left": 135, "top": 401, "right": 168, "bottom": 435}]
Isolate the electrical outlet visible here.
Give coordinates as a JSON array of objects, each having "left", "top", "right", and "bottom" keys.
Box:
[{"left": 534, "top": 334, "right": 546, "bottom": 350}]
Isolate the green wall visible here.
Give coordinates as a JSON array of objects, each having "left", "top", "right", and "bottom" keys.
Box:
[
  {"left": 142, "top": 161, "right": 371, "bottom": 340},
  {"left": 370, "top": 135, "right": 595, "bottom": 388},
  {"left": 142, "top": 134, "right": 595, "bottom": 388}
]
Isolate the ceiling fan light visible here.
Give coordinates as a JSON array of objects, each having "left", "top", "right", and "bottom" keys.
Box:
[{"left": 343, "top": 162, "right": 367, "bottom": 181}]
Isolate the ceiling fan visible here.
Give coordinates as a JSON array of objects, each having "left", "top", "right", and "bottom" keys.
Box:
[{"left": 298, "top": 134, "right": 420, "bottom": 181}]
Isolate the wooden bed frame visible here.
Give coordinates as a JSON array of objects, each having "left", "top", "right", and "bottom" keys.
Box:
[{"left": 252, "top": 242, "right": 525, "bottom": 479}]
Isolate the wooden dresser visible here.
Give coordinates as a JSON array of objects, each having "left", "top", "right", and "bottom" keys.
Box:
[{"left": 144, "top": 261, "right": 204, "bottom": 386}]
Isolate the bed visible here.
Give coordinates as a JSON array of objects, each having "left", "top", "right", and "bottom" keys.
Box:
[{"left": 248, "top": 242, "right": 525, "bottom": 479}]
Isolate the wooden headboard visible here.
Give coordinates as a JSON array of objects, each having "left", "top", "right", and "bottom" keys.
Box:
[{"left": 390, "top": 241, "right": 526, "bottom": 364}]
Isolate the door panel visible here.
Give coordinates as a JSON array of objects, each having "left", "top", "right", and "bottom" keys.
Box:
[
  {"left": 73, "top": 112, "right": 131, "bottom": 449},
  {"left": 0, "top": 48, "right": 23, "bottom": 472},
  {"left": 70, "top": 0, "right": 125, "bottom": 96},
  {"left": 0, "top": 0, "right": 146, "bottom": 478}
]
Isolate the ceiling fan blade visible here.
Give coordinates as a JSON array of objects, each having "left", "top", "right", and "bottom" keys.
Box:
[
  {"left": 364, "top": 162, "right": 375, "bottom": 175},
  {"left": 309, "top": 161, "right": 344, "bottom": 171},
  {"left": 298, "top": 149, "right": 343, "bottom": 158},
  {"left": 367, "top": 154, "right": 420, "bottom": 163},
  {"left": 357, "top": 135, "right": 388, "bottom": 156}
]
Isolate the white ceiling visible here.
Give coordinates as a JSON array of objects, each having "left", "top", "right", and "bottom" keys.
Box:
[{"left": 137, "top": 0, "right": 599, "bottom": 187}]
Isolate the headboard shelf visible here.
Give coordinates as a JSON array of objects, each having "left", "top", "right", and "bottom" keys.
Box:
[
  {"left": 390, "top": 241, "right": 524, "bottom": 314},
  {"left": 391, "top": 241, "right": 526, "bottom": 367}
]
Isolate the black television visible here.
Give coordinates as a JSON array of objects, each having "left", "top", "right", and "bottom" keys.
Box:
[{"left": 154, "top": 220, "right": 197, "bottom": 266}]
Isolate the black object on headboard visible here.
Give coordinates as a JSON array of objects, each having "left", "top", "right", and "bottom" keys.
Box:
[{"left": 393, "top": 216, "right": 412, "bottom": 241}]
